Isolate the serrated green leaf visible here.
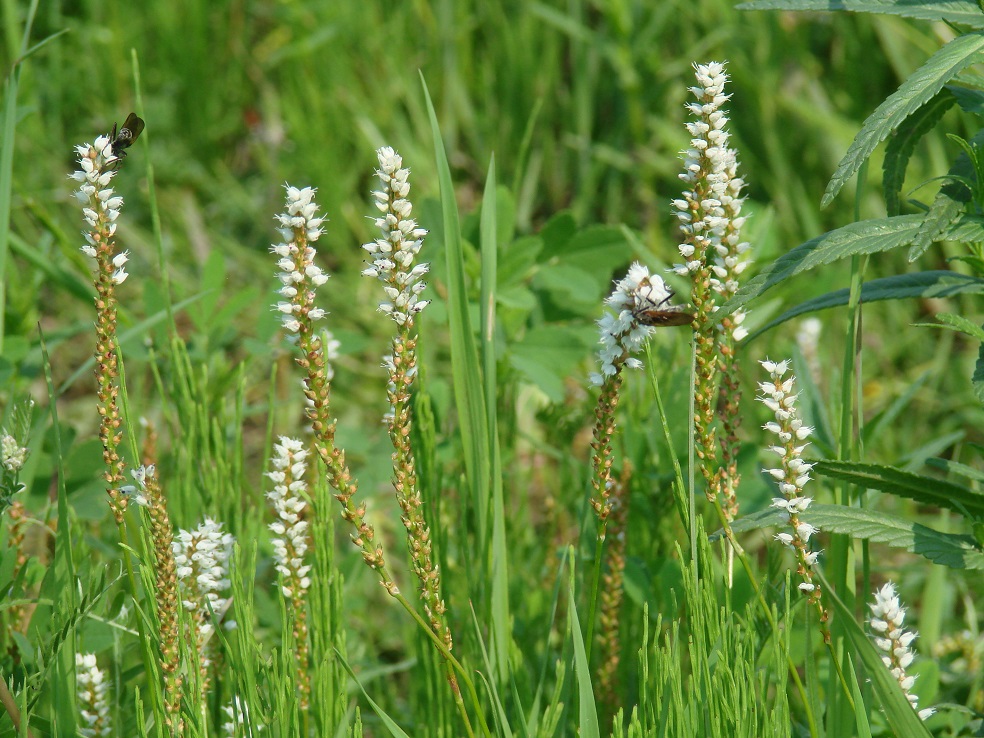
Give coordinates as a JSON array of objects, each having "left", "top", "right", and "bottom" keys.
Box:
[
  {"left": 948, "top": 83, "right": 984, "bottom": 114},
  {"left": 746, "top": 271, "right": 984, "bottom": 338},
  {"left": 810, "top": 504, "right": 984, "bottom": 569},
  {"left": 909, "top": 194, "right": 966, "bottom": 261},
  {"left": 716, "top": 504, "right": 984, "bottom": 569},
  {"left": 738, "top": 0, "right": 984, "bottom": 27},
  {"left": 884, "top": 89, "right": 956, "bottom": 215},
  {"left": 719, "top": 215, "right": 923, "bottom": 316},
  {"left": 934, "top": 312, "right": 984, "bottom": 339},
  {"left": 941, "top": 212, "right": 984, "bottom": 241},
  {"left": 926, "top": 455, "right": 984, "bottom": 483},
  {"left": 813, "top": 460, "right": 984, "bottom": 517},
  {"left": 824, "top": 32, "right": 984, "bottom": 207}
]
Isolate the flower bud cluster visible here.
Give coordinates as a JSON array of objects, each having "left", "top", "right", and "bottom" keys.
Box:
[
  {"left": 71, "top": 138, "right": 129, "bottom": 284},
  {"left": 671, "top": 61, "right": 749, "bottom": 341},
  {"left": 869, "top": 582, "right": 936, "bottom": 721},
  {"left": 266, "top": 437, "right": 312, "bottom": 600},
  {"left": 172, "top": 517, "right": 235, "bottom": 634},
  {"left": 272, "top": 185, "right": 329, "bottom": 337},
  {"left": 758, "top": 360, "right": 825, "bottom": 605},
  {"left": 76, "top": 652, "right": 111, "bottom": 737},
  {"left": 1, "top": 432, "right": 27, "bottom": 473},
  {"left": 590, "top": 261, "right": 677, "bottom": 385},
  {"left": 361, "top": 147, "right": 430, "bottom": 325}
]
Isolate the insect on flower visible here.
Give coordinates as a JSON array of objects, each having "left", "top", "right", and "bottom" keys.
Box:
[
  {"left": 104, "top": 112, "right": 145, "bottom": 165},
  {"left": 632, "top": 279, "right": 695, "bottom": 327}
]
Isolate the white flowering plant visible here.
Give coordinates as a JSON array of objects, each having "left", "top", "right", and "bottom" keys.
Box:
[{"left": 3, "top": 17, "right": 981, "bottom": 738}]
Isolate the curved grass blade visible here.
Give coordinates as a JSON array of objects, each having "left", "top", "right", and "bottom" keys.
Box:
[
  {"left": 336, "top": 650, "right": 412, "bottom": 738},
  {"left": 567, "top": 561, "right": 600, "bottom": 738}
]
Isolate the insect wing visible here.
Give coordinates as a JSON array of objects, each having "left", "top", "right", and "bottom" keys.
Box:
[
  {"left": 636, "top": 307, "right": 695, "bottom": 327},
  {"left": 114, "top": 113, "right": 145, "bottom": 150}
]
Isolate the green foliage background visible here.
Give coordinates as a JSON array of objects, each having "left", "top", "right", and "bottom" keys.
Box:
[{"left": 1, "top": 0, "right": 982, "bottom": 736}]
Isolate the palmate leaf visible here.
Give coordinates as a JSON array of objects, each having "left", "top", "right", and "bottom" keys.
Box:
[
  {"left": 746, "top": 271, "right": 984, "bottom": 338},
  {"left": 738, "top": 0, "right": 984, "bottom": 27},
  {"left": 723, "top": 504, "right": 984, "bottom": 568},
  {"left": 907, "top": 126, "right": 984, "bottom": 260},
  {"left": 813, "top": 460, "right": 984, "bottom": 518},
  {"left": 823, "top": 32, "right": 984, "bottom": 207},
  {"left": 883, "top": 88, "right": 957, "bottom": 216}
]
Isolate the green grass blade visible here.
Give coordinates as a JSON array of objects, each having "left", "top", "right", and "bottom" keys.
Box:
[
  {"left": 567, "top": 558, "right": 600, "bottom": 738},
  {"left": 336, "top": 651, "right": 412, "bottom": 738},
  {"left": 0, "top": 71, "right": 18, "bottom": 355},
  {"left": 481, "top": 156, "right": 511, "bottom": 686},
  {"left": 420, "top": 74, "right": 492, "bottom": 550}
]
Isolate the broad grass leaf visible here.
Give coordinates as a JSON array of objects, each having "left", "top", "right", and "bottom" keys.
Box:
[
  {"left": 510, "top": 325, "right": 595, "bottom": 402},
  {"left": 883, "top": 89, "right": 956, "bottom": 215},
  {"left": 480, "top": 158, "right": 512, "bottom": 688},
  {"left": 423, "top": 76, "right": 492, "bottom": 544},
  {"left": 568, "top": 572, "right": 600, "bottom": 738},
  {"left": 813, "top": 460, "right": 984, "bottom": 517},
  {"left": 738, "top": 0, "right": 984, "bottom": 27},
  {"left": 823, "top": 32, "right": 984, "bottom": 207},
  {"left": 747, "top": 271, "right": 984, "bottom": 338}
]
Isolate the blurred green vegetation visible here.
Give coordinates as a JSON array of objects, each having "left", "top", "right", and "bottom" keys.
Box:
[{"left": 2, "top": 0, "right": 982, "bottom": 734}]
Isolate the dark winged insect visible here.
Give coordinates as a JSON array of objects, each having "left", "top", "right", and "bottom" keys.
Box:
[
  {"left": 105, "top": 112, "right": 145, "bottom": 165},
  {"left": 633, "top": 285, "right": 695, "bottom": 327}
]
